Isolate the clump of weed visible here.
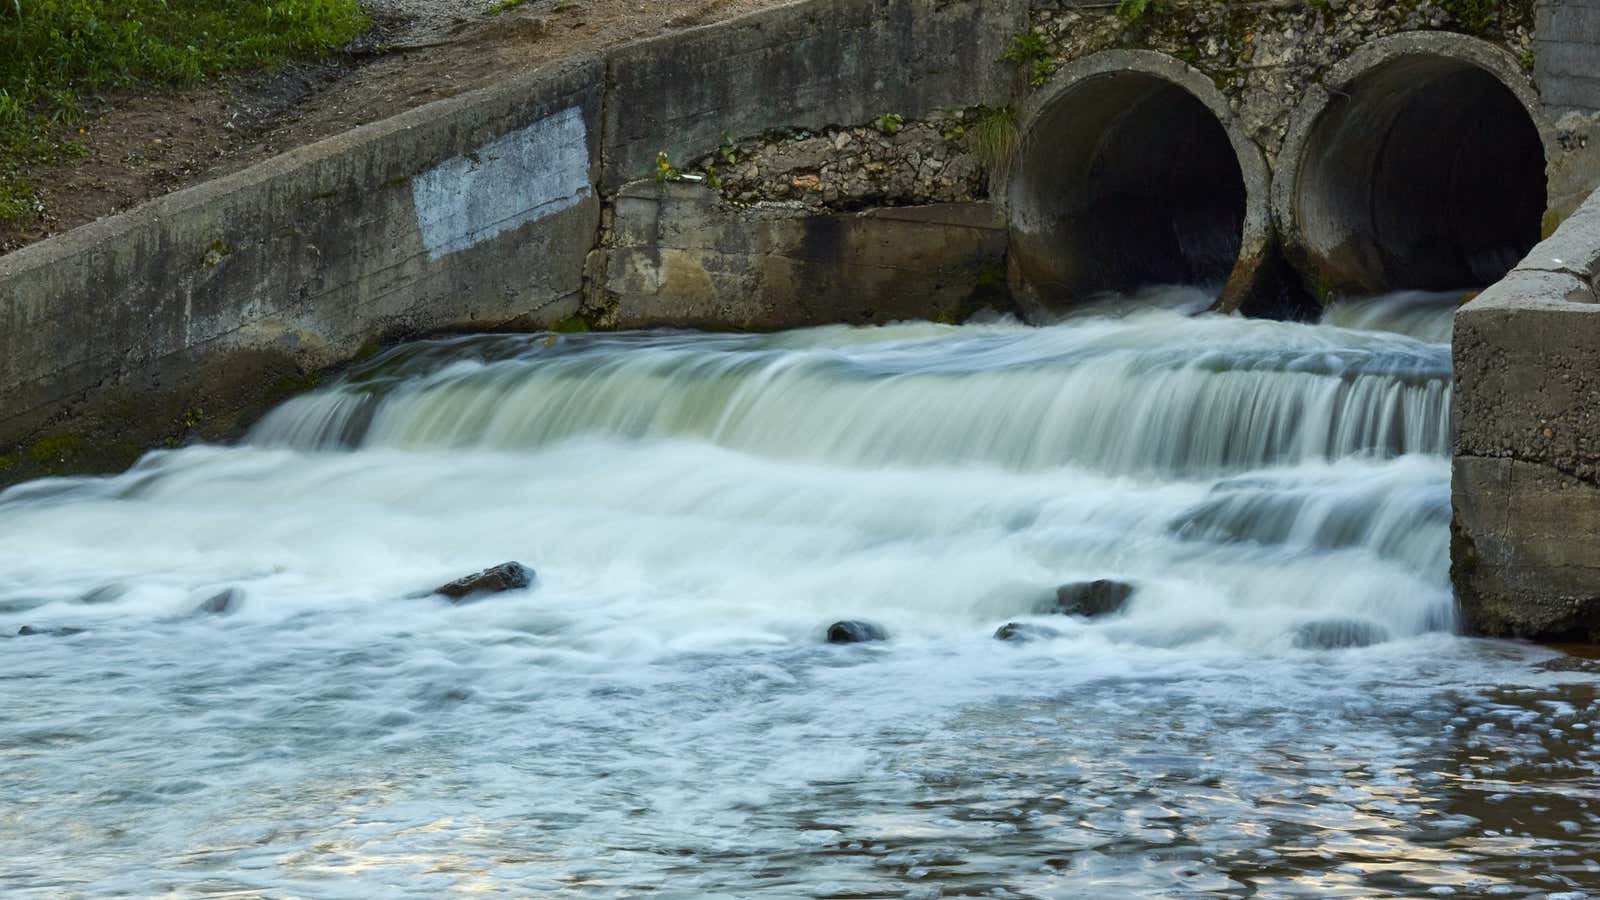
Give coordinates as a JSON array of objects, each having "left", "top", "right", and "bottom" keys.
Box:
[
  {"left": 999, "top": 30, "right": 1057, "bottom": 88},
  {"left": 655, "top": 150, "right": 680, "bottom": 182},
  {"left": 1116, "top": 0, "right": 1163, "bottom": 22},
  {"left": 969, "top": 105, "right": 1019, "bottom": 175},
  {"left": 1439, "top": 0, "right": 1498, "bottom": 34}
]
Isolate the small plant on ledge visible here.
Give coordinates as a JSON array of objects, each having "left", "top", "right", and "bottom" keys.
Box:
[
  {"left": 1000, "top": 29, "right": 1057, "bottom": 88},
  {"left": 1116, "top": 0, "right": 1161, "bottom": 22},
  {"left": 971, "top": 106, "right": 1020, "bottom": 175},
  {"left": 655, "top": 150, "right": 680, "bottom": 182}
]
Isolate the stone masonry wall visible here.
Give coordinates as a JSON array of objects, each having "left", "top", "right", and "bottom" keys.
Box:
[{"left": 684, "top": 111, "right": 991, "bottom": 211}]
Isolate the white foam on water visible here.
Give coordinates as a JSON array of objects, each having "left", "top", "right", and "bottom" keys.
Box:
[{"left": 1, "top": 291, "right": 1596, "bottom": 897}]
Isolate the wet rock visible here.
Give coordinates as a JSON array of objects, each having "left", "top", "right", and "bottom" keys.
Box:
[
  {"left": 1052, "top": 580, "right": 1135, "bottom": 618},
  {"left": 826, "top": 620, "right": 887, "bottom": 644},
  {"left": 0, "top": 597, "right": 49, "bottom": 615},
  {"left": 1292, "top": 619, "right": 1389, "bottom": 650},
  {"left": 195, "top": 589, "right": 241, "bottom": 615},
  {"left": 14, "top": 625, "right": 85, "bottom": 638},
  {"left": 994, "top": 622, "right": 1062, "bottom": 643},
  {"left": 433, "top": 562, "right": 537, "bottom": 602},
  {"left": 78, "top": 584, "right": 126, "bottom": 605}
]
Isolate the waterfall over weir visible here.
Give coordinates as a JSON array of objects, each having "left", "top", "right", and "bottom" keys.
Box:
[
  {"left": 4, "top": 288, "right": 1597, "bottom": 897},
  {"left": 254, "top": 297, "right": 1452, "bottom": 478}
]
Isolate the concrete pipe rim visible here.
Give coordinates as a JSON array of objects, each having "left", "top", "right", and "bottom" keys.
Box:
[
  {"left": 1273, "top": 31, "right": 1556, "bottom": 299},
  {"left": 1001, "top": 49, "right": 1272, "bottom": 316}
]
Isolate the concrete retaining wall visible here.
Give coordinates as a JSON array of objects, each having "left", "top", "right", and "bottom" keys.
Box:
[
  {"left": 1452, "top": 188, "right": 1600, "bottom": 641},
  {"left": 0, "top": 57, "right": 603, "bottom": 463}
]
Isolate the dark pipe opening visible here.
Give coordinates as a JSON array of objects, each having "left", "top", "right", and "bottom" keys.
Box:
[
  {"left": 1010, "top": 72, "right": 1247, "bottom": 305},
  {"left": 1294, "top": 57, "right": 1546, "bottom": 293}
]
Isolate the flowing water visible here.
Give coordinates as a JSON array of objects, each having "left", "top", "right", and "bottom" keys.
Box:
[{"left": 2, "top": 288, "right": 1597, "bottom": 898}]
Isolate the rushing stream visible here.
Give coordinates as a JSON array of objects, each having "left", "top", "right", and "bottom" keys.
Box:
[{"left": 2, "top": 288, "right": 1597, "bottom": 897}]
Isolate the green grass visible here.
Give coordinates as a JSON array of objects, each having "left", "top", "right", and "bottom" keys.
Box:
[
  {"left": 969, "top": 105, "right": 1018, "bottom": 175},
  {"left": 1, "top": 0, "right": 369, "bottom": 224}
]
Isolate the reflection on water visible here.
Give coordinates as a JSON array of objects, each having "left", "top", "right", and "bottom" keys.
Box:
[{"left": 0, "top": 292, "right": 1595, "bottom": 897}]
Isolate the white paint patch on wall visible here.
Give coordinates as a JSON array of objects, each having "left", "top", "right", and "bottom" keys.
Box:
[{"left": 412, "top": 105, "right": 591, "bottom": 260}]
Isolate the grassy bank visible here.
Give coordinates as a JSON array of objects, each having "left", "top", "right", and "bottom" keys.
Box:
[{"left": 1, "top": 0, "right": 370, "bottom": 222}]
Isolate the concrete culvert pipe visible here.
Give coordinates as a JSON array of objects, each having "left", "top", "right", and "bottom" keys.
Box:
[
  {"left": 1006, "top": 51, "right": 1269, "bottom": 313},
  {"left": 1278, "top": 34, "right": 1551, "bottom": 296}
]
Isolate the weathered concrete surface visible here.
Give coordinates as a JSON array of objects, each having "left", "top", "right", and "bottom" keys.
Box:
[
  {"left": 1539, "top": 0, "right": 1600, "bottom": 220},
  {"left": 1537, "top": 0, "right": 1600, "bottom": 114},
  {"left": 602, "top": 182, "right": 1008, "bottom": 330},
  {"left": 1453, "top": 188, "right": 1600, "bottom": 641},
  {"left": 0, "top": 58, "right": 602, "bottom": 470},
  {"left": 600, "top": 0, "right": 1027, "bottom": 189}
]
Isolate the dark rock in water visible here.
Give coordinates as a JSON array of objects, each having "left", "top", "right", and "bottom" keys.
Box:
[
  {"left": 1292, "top": 619, "right": 1389, "bottom": 650},
  {"left": 826, "top": 620, "right": 887, "bottom": 644},
  {"left": 1053, "top": 580, "right": 1135, "bottom": 618},
  {"left": 15, "top": 625, "right": 85, "bottom": 638},
  {"left": 994, "top": 622, "right": 1062, "bottom": 643},
  {"left": 434, "top": 562, "right": 537, "bottom": 602},
  {"left": 79, "top": 584, "right": 126, "bottom": 605},
  {"left": 195, "top": 589, "right": 241, "bottom": 615}
]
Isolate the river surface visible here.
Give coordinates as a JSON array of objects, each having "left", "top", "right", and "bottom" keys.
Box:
[{"left": 2, "top": 289, "right": 1597, "bottom": 897}]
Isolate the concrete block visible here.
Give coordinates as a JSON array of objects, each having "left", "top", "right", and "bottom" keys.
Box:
[
  {"left": 1453, "top": 186, "right": 1600, "bottom": 640},
  {"left": 604, "top": 181, "right": 1008, "bottom": 330}
]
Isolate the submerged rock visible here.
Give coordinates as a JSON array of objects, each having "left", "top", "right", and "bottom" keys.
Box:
[
  {"left": 14, "top": 625, "right": 85, "bottom": 638},
  {"left": 1053, "top": 580, "right": 1135, "bottom": 618},
  {"left": 1292, "top": 619, "right": 1389, "bottom": 650},
  {"left": 0, "top": 597, "right": 49, "bottom": 615},
  {"left": 194, "top": 589, "right": 241, "bottom": 615},
  {"left": 826, "top": 620, "right": 887, "bottom": 644},
  {"left": 434, "top": 562, "right": 537, "bottom": 602},
  {"left": 78, "top": 584, "right": 126, "bottom": 605},
  {"left": 994, "top": 622, "right": 1062, "bottom": 643}
]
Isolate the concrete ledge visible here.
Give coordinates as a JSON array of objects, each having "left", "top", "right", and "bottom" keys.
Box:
[
  {"left": 1452, "top": 186, "right": 1600, "bottom": 640},
  {"left": 604, "top": 182, "right": 1008, "bottom": 330}
]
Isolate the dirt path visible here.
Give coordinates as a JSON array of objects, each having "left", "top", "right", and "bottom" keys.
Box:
[{"left": 0, "top": 0, "right": 791, "bottom": 254}]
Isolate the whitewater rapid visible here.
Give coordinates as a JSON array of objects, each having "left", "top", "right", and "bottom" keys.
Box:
[{"left": 2, "top": 290, "right": 1596, "bottom": 897}]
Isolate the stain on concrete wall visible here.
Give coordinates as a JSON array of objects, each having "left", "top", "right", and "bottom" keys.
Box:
[{"left": 412, "top": 105, "right": 592, "bottom": 260}]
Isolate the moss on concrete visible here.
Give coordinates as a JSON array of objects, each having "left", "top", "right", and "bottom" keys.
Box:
[
  {"left": 550, "top": 314, "right": 593, "bottom": 333},
  {"left": 0, "top": 431, "right": 143, "bottom": 485}
]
